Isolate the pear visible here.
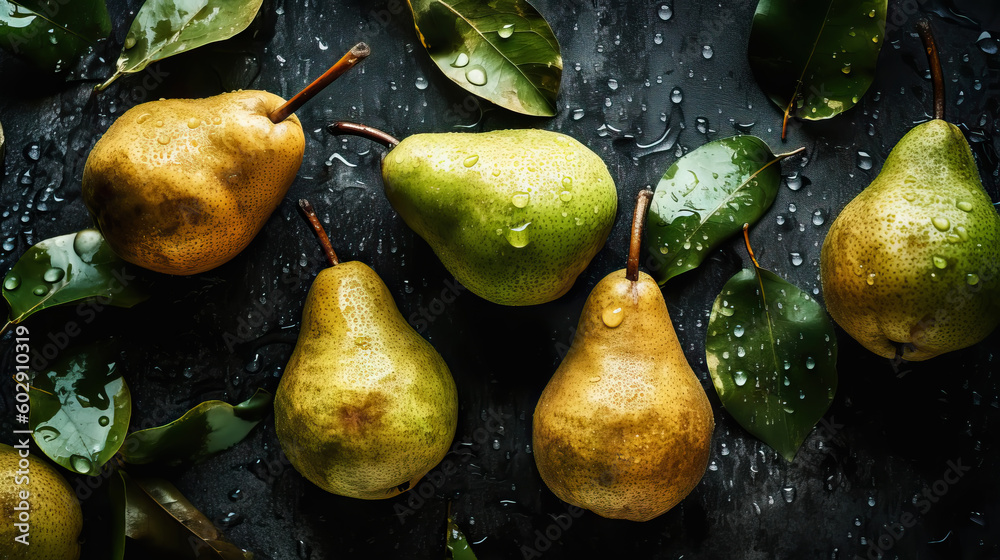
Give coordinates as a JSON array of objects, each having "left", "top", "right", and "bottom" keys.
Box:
[
  {"left": 532, "top": 191, "right": 714, "bottom": 522},
  {"left": 274, "top": 200, "right": 458, "bottom": 499},
  {"left": 331, "top": 124, "right": 618, "bottom": 306},
  {"left": 820, "top": 22, "right": 1000, "bottom": 361},
  {"left": 81, "top": 90, "right": 305, "bottom": 275},
  {"left": 0, "top": 444, "right": 83, "bottom": 559}
]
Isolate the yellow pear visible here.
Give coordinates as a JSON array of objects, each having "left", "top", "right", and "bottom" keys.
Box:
[
  {"left": 532, "top": 191, "right": 714, "bottom": 521},
  {"left": 274, "top": 201, "right": 458, "bottom": 499},
  {"left": 0, "top": 444, "right": 82, "bottom": 559},
  {"left": 82, "top": 91, "right": 305, "bottom": 275}
]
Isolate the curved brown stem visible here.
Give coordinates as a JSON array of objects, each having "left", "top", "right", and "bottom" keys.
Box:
[
  {"left": 916, "top": 20, "right": 945, "bottom": 121},
  {"left": 269, "top": 42, "right": 371, "bottom": 124},
  {"left": 626, "top": 189, "right": 654, "bottom": 282},
  {"left": 742, "top": 223, "right": 761, "bottom": 269},
  {"left": 327, "top": 121, "right": 401, "bottom": 148},
  {"left": 298, "top": 199, "right": 339, "bottom": 267}
]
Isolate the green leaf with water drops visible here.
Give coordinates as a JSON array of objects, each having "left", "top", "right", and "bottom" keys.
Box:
[
  {"left": 96, "top": 0, "right": 264, "bottom": 91},
  {"left": 29, "top": 340, "right": 131, "bottom": 475},
  {"left": 407, "top": 0, "right": 562, "bottom": 117},
  {"left": 705, "top": 263, "right": 838, "bottom": 461},
  {"left": 1, "top": 229, "right": 150, "bottom": 332},
  {"left": 0, "top": 0, "right": 110, "bottom": 72},
  {"left": 645, "top": 136, "right": 800, "bottom": 285},
  {"left": 447, "top": 510, "right": 478, "bottom": 560},
  {"left": 121, "top": 389, "right": 272, "bottom": 466},
  {"left": 747, "top": 0, "right": 887, "bottom": 138},
  {"left": 116, "top": 471, "right": 253, "bottom": 559}
]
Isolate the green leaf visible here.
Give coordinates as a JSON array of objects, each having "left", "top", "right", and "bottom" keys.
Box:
[
  {"left": 1, "top": 229, "right": 150, "bottom": 332},
  {"left": 747, "top": 0, "right": 887, "bottom": 137},
  {"left": 447, "top": 511, "right": 478, "bottom": 560},
  {"left": 408, "top": 0, "right": 562, "bottom": 117},
  {"left": 97, "top": 0, "right": 264, "bottom": 91},
  {"left": 0, "top": 0, "right": 110, "bottom": 72},
  {"left": 645, "top": 136, "right": 799, "bottom": 285},
  {"left": 121, "top": 389, "right": 272, "bottom": 466},
  {"left": 705, "top": 264, "right": 838, "bottom": 461},
  {"left": 29, "top": 341, "right": 131, "bottom": 475},
  {"left": 117, "top": 471, "right": 252, "bottom": 559},
  {"left": 109, "top": 470, "right": 127, "bottom": 560}
]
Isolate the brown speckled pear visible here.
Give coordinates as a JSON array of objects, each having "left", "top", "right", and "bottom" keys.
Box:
[
  {"left": 274, "top": 260, "right": 458, "bottom": 499},
  {"left": 820, "top": 23, "right": 1000, "bottom": 361},
  {"left": 82, "top": 91, "right": 305, "bottom": 275},
  {"left": 533, "top": 269, "right": 714, "bottom": 521},
  {"left": 0, "top": 444, "right": 82, "bottom": 559}
]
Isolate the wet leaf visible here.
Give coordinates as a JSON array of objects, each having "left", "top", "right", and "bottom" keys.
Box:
[
  {"left": 29, "top": 341, "right": 131, "bottom": 475},
  {"left": 0, "top": 0, "right": 110, "bottom": 72},
  {"left": 447, "top": 512, "right": 478, "bottom": 560},
  {"left": 97, "top": 0, "right": 264, "bottom": 90},
  {"left": 748, "top": 0, "right": 887, "bottom": 137},
  {"left": 2, "top": 229, "right": 150, "bottom": 331},
  {"left": 117, "top": 471, "right": 252, "bottom": 559},
  {"left": 122, "top": 389, "right": 272, "bottom": 466},
  {"left": 109, "top": 470, "right": 127, "bottom": 560},
  {"left": 408, "top": 0, "right": 562, "bottom": 117},
  {"left": 705, "top": 260, "right": 838, "bottom": 461},
  {"left": 645, "top": 136, "right": 798, "bottom": 285}
]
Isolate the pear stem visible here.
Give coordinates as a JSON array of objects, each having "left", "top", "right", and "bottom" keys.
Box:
[
  {"left": 327, "top": 121, "right": 401, "bottom": 148},
  {"left": 916, "top": 21, "right": 945, "bottom": 121},
  {"left": 741, "top": 223, "right": 761, "bottom": 269},
  {"left": 268, "top": 42, "right": 371, "bottom": 124},
  {"left": 626, "top": 189, "right": 654, "bottom": 282},
  {"left": 298, "top": 199, "right": 339, "bottom": 267}
]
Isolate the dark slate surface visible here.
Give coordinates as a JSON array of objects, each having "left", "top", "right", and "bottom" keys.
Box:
[{"left": 1, "top": 0, "right": 999, "bottom": 559}]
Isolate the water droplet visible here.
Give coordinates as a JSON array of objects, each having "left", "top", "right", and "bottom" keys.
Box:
[
  {"left": 71, "top": 455, "right": 92, "bottom": 474},
  {"left": 657, "top": 4, "right": 672, "bottom": 20},
  {"left": 785, "top": 172, "right": 802, "bottom": 191},
  {"left": 98, "top": 416, "right": 110, "bottom": 427},
  {"left": 805, "top": 357, "right": 816, "bottom": 369},
  {"left": 776, "top": 215, "right": 786, "bottom": 225},
  {"left": 212, "top": 116, "right": 222, "bottom": 125},
  {"left": 719, "top": 305, "right": 735, "bottom": 317},
  {"left": 505, "top": 222, "right": 531, "bottom": 248},
  {"left": 32, "top": 285, "right": 48, "bottom": 296},
  {"left": 463, "top": 155, "right": 479, "bottom": 167},
  {"left": 967, "top": 273, "right": 980, "bottom": 286},
  {"left": 654, "top": 33, "right": 664, "bottom": 45},
  {"left": 782, "top": 486, "right": 796, "bottom": 503},
  {"left": 415, "top": 76, "right": 428, "bottom": 90},
  {"left": 856, "top": 151, "right": 872, "bottom": 170},
  {"left": 73, "top": 229, "right": 103, "bottom": 262},
  {"left": 589, "top": 376, "right": 602, "bottom": 383},
  {"left": 737, "top": 346, "right": 746, "bottom": 357},
  {"left": 954, "top": 226, "right": 969, "bottom": 241},
  {"left": 136, "top": 113, "right": 151, "bottom": 125},
  {"left": 902, "top": 192, "right": 916, "bottom": 202},
  {"left": 702, "top": 45, "right": 714, "bottom": 59},
  {"left": 670, "top": 88, "right": 683, "bottom": 103},
  {"left": 977, "top": 32, "right": 998, "bottom": 55},
  {"left": 932, "top": 255, "right": 948, "bottom": 269},
  {"left": 957, "top": 200, "right": 973, "bottom": 212},
  {"left": 734, "top": 324, "right": 745, "bottom": 337},
  {"left": 465, "top": 65, "right": 488, "bottom": 86},
  {"left": 841, "top": 63, "right": 852, "bottom": 75},
  {"left": 866, "top": 273, "right": 876, "bottom": 286},
  {"left": 498, "top": 23, "right": 515, "bottom": 39},
  {"left": 559, "top": 191, "right": 573, "bottom": 202},
  {"left": 812, "top": 210, "right": 825, "bottom": 226},
  {"left": 512, "top": 192, "right": 530, "bottom": 208},
  {"left": 734, "top": 371, "right": 748, "bottom": 386},
  {"left": 35, "top": 426, "right": 60, "bottom": 442},
  {"left": 219, "top": 512, "right": 244, "bottom": 528},
  {"left": 607, "top": 78, "right": 619, "bottom": 91},
  {"left": 868, "top": 496, "right": 876, "bottom": 507},
  {"left": 187, "top": 118, "right": 200, "bottom": 129},
  {"left": 4, "top": 275, "right": 19, "bottom": 290},
  {"left": 157, "top": 133, "right": 171, "bottom": 145},
  {"left": 452, "top": 52, "right": 470, "bottom": 67},
  {"left": 602, "top": 305, "right": 624, "bottom": 328},
  {"left": 42, "top": 268, "right": 65, "bottom": 283},
  {"left": 932, "top": 217, "right": 950, "bottom": 231},
  {"left": 790, "top": 252, "right": 803, "bottom": 266},
  {"left": 124, "top": 35, "right": 136, "bottom": 49},
  {"left": 572, "top": 108, "right": 585, "bottom": 120}
]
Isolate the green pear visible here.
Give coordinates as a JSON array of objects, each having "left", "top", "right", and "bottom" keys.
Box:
[
  {"left": 274, "top": 201, "right": 458, "bottom": 499},
  {"left": 353, "top": 126, "right": 617, "bottom": 306},
  {"left": 0, "top": 444, "right": 83, "bottom": 559},
  {"left": 533, "top": 191, "right": 714, "bottom": 522},
  {"left": 82, "top": 91, "right": 305, "bottom": 276},
  {"left": 820, "top": 24, "right": 1000, "bottom": 361}
]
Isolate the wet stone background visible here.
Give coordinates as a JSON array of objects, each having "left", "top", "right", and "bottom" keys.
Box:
[{"left": 1, "top": 0, "right": 999, "bottom": 559}]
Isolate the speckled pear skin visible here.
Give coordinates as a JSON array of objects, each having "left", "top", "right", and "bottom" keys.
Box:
[
  {"left": 0, "top": 444, "right": 82, "bottom": 559},
  {"left": 82, "top": 91, "right": 305, "bottom": 275},
  {"left": 274, "top": 261, "right": 458, "bottom": 500},
  {"left": 821, "top": 120, "right": 1000, "bottom": 361},
  {"left": 381, "top": 129, "right": 618, "bottom": 306},
  {"left": 532, "top": 269, "right": 714, "bottom": 522}
]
